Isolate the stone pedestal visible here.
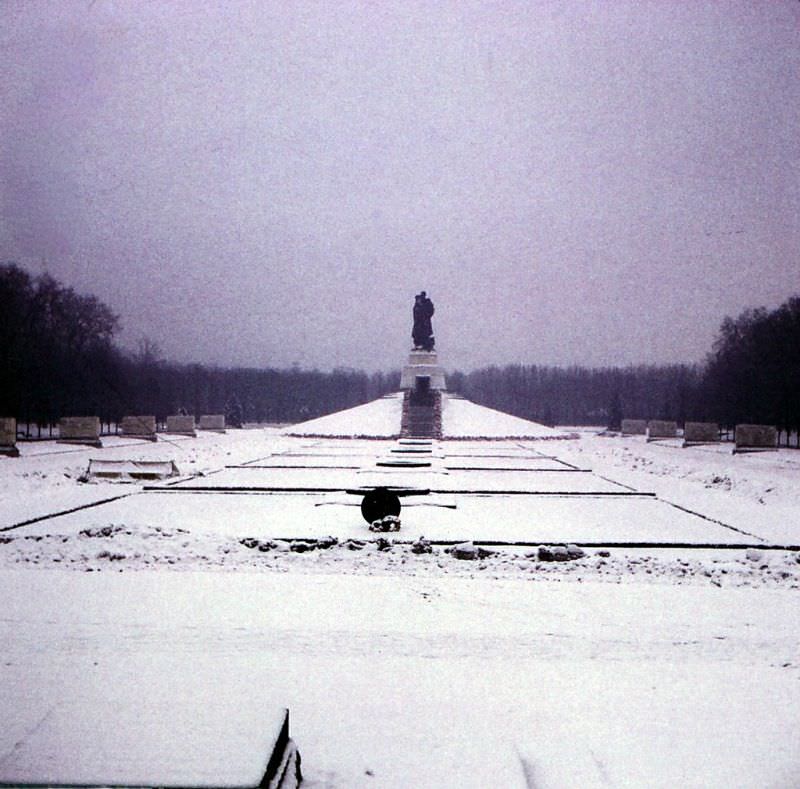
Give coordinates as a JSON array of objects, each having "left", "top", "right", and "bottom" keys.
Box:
[
  {"left": 0, "top": 417, "right": 19, "bottom": 457},
  {"left": 58, "top": 416, "right": 103, "bottom": 447},
  {"left": 199, "top": 414, "right": 226, "bottom": 432},
  {"left": 121, "top": 415, "right": 158, "bottom": 441},
  {"left": 400, "top": 350, "right": 446, "bottom": 391},
  {"left": 734, "top": 423, "right": 777, "bottom": 453},
  {"left": 166, "top": 415, "right": 197, "bottom": 436}
]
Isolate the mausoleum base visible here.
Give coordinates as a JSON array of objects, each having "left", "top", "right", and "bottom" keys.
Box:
[{"left": 400, "top": 350, "right": 446, "bottom": 390}]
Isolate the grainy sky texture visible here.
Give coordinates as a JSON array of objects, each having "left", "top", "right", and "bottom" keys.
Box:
[{"left": 1, "top": 1, "right": 799, "bottom": 371}]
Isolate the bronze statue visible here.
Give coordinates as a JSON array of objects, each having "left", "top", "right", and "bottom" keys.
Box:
[{"left": 412, "top": 291, "right": 435, "bottom": 351}]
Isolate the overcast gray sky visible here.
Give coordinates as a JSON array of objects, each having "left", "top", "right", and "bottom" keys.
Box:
[{"left": 1, "top": 1, "right": 798, "bottom": 372}]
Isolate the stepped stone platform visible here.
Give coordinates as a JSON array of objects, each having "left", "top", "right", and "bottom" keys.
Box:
[
  {"left": 0, "top": 694, "right": 301, "bottom": 789},
  {"left": 16, "top": 437, "right": 758, "bottom": 548}
]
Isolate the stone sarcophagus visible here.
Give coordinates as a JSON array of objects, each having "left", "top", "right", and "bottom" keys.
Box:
[
  {"left": 166, "top": 415, "right": 197, "bottom": 436},
  {"left": 683, "top": 422, "right": 719, "bottom": 446},
  {"left": 199, "top": 414, "right": 226, "bottom": 432},
  {"left": 647, "top": 420, "right": 677, "bottom": 441},
  {"left": 58, "top": 416, "right": 102, "bottom": 447},
  {"left": 620, "top": 419, "right": 647, "bottom": 435},
  {"left": 0, "top": 417, "right": 19, "bottom": 456},
  {"left": 121, "top": 415, "right": 157, "bottom": 440},
  {"left": 734, "top": 424, "right": 777, "bottom": 453}
]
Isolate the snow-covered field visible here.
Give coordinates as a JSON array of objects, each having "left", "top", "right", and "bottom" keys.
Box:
[{"left": 1, "top": 404, "right": 798, "bottom": 787}]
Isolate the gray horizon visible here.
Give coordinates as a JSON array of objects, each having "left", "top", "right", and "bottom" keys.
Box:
[{"left": 2, "top": 1, "right": 798, "bottom": 372}]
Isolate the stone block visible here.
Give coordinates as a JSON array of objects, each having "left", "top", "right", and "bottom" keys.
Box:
[
  {"left": 121, "top": 415, "right": 157, "bottom": 440},
  {"left": 683, "top": 422, "right": 719, "bottom": 445},
  {"left": 0, "top": 697, "right": 301, "bottom": 789},
  {"left": 166, "top": 415, "right": 197, "bottom": 435},
  {"left": 621, "top": 419, "right": 646, "bottom": 435},
  {"left": 407, "top": 350, "right": 439, "bottom": 366},
  {"left": 400, "top": 364, "right": 446, "bottom": 390},
  {"left": 0, "top": 417, "right": 19, "bottom": 456},
  {"left": 400, "top": 350, "right": 446, "bottom": 390},
  {"left": 199, "top": 414, "right": 226, "bottom": 432},
  {"left": 647, "top": 420, "right": 677, "bottom": 440},
  {"left": 88, "top": 459, "right": 179, "bottom": 480},
  {"left": 59, "top": 416, "right": 102, "bottom": 446},
  {"left": 734, "top": 424, "right": 777, "bottom": 452}
]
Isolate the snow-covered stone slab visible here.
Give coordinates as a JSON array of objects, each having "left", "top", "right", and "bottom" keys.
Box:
[
  {"left": 683, "top": 421, "right": 719, "bottom": 445},
  {"left": 276, "top": 452, "right": 383, "bottom": 461},
  {"left": 278, "top": 444, "right": 391, "bottom": 456},
  {"left": 621, "top": 419, "right": 647, "bottom": 435},
  {"left": 0, "top": 417, "right": 18, "bottom": 456},
  {"left": 88, "top": 458, "right": 179, "bottom": 481},
  {"left": 444, "top": 456, "right": 580, "bottom": 471},
  {"left": 1, "top": 571, "right": 797, "bottom": 788},
  {"left": 19, "top": 490, "right": 747, "bottom": 545},
  {"left": 232, "top": 458, "right": 366, "bottom": 469},
  {"left": 0, "top": 486, "right": 131, "bottom": 531},
  {"left": 169, "top": 466, "right": 371, "bottom": 491},
  {"left": 734, "top": 423, "right": 777, "bottom": 453},
  {"left": 165, "top": 414, "right": 197, "bottom": 436},
  {"left": 376, "top": 458, "right": 433, "bottom": 467},
  {"left": 199, "top": 414, "right": 227, "bottom": 432},
  {"left": 0, "top": 693, "right": 300, "bottom": 788},
  {"left": 121, "top": 415, "right": 158, "bottom": 440},
  {"left": 165, "top": 465, "right": 633, "bottom": 494},
  {"left": 647, "top": 420, "right": 677, "bottom": 441},
  {"left": 58, "top": 416, "right": 102, "bottom": 447}
]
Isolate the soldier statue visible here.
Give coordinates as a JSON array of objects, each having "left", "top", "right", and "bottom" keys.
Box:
[{"left": 412, "top": 291, "right": 435, "bottom": 351}]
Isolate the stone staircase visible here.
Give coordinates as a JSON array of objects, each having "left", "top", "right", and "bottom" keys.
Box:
[{"left": 401, "top": 389, "right": 442, "bottom": 438}]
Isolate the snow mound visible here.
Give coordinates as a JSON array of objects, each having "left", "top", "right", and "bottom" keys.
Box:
[
  {"left": 285, "top": 393, "right": 402, "bottom": 438},
  {"left": 442, "top": 395, "right": 574, "bottom": 439},
  {"left": 286, "top": 392, "right": 575, "bottom": 439}
]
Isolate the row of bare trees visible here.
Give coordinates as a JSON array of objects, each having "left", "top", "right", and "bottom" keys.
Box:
[
  {"left": 450, "top": 364, "right": 703, "bottom": 428},
  {"left": 0, "top": 263, "right": 120, "bottom": 423},
  {"left": 451, "top": 295, "right": 800, "bottom": 441},
  {"left": 704, "top": 297, "right": 800, "bottom": 434},
  {"left": 2, "top": 262, "right": 799, "bottom": 436},
  {"left": 0, "top": 263, "right": 398, "bottom": 425}
]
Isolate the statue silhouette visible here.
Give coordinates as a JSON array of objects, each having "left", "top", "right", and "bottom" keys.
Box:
[{"left": 412, "top": 291, "right": 435, "bottom": 351}]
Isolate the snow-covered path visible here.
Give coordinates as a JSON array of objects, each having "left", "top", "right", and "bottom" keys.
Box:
[
  {"left": 1, "top": 569, "right": 798, "bottom": 788},
  {"left": 1, "top": 423, "right": 799, "bottom": 786}
]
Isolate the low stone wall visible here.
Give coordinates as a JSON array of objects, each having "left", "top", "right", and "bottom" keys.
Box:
[
  {"left": 199, "top": 414, "right": 226, "bottom": 432},
  {"left": 683, "top": 422, "right": 719, "bottom": 444},
  {"left": 121, "top": 415, "right": 157, "bottom": 439},
  {"left": 734, "top": 424, "right": 777, "bottom": 452},
  {"left": 59, "top": 416, "right": 101, "bottom": 446},
  {"left": 166, "top": 415, "right": 196, "bottom": 435},
  {"left": 621, "top": 419, "right": 647, "bottom": 435},
  {"left": 0, "top": 417, "right": 18, "bottom": 456},
  {"left": 647, "top": 420, "right": 677, "bottom": 440}
]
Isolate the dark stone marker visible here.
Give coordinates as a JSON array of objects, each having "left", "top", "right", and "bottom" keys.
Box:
[{"left": 360, "top": 487, "right": 402, "bottom": 524}]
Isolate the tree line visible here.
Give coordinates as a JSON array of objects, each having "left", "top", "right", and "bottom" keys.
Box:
[
  {"left": 2, "top": 262, "right": 799, "bottom": 438},
  {"left": 448, "top": 364, "right": 705, "bottom": 428},
  {"left": 0, "top": 263, "right": 397, "bottom": 426},
  {"left": 449, "top": 295, "right": 800, "bottom": 443}
]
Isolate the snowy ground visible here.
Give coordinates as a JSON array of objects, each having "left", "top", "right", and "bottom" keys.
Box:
[{"left": 0, "top": 405, "right": 799, "bottom": 787}]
